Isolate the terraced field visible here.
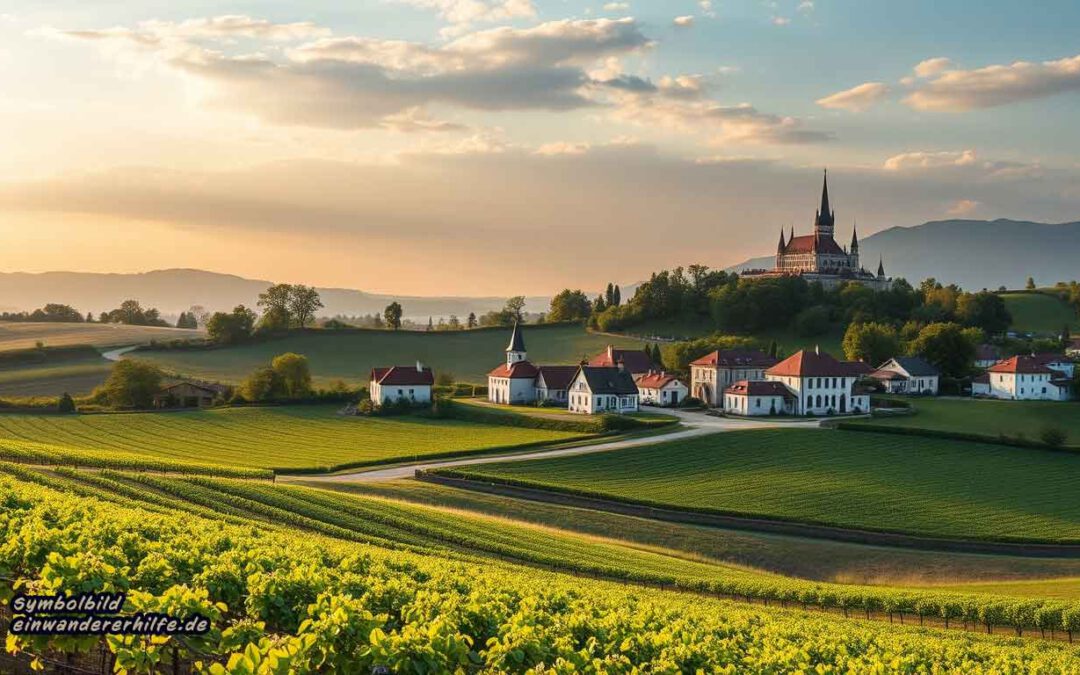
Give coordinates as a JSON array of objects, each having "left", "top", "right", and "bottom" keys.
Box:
[
  {"left": 0, "top": 405, "right": 587, "bottom": 471},
  {"left": 440, "top": 428, "right": 1080, "bottom": 543}
]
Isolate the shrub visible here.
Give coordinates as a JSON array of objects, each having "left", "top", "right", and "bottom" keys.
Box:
[
  {"left": 94, "top": 360, "right": 164, "bottom": 409},
  {"left": 57, "top": 392, "right": 76, "bottom": 414},
  {"left": 1040, "top": 426, "right": 1067, "bottom": 448}
]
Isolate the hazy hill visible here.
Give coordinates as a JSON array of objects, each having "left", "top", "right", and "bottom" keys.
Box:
[
  {"left": 0, "top": 269, "right": 546, "bottom": 321},
  {"left": 728, "top": 218, "right": 1080, "bottom": 290}
]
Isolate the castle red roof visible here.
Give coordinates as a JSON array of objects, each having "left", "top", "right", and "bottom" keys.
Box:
[
  {"left": 634, "top": 371, "right": 683, "bottom": 389},
  {"left": 765, "top": 349, "right": 864, "bottom": 377},
  {"left": 986, "top": 356, "right": 1055, "bottom": 375},
  {"left": 781, "top": 234, "right": 846, "bottom": 256},
  {"left": 488, "top": 361, "right": 540, "bottom": 379},
  {"left": 588, "top": 345, "right": 655, "bottom": 374},
  {"left": 370, "top": 366, "right": 434, "bottom": 386},
  {"left": 689, "top": 349, "right": 777, "bottom": 368},
  {"left": 724, "top": 380, "right": 794, "bottom": 399}
]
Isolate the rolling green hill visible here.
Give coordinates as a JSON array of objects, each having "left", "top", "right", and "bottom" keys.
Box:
[
  {"left": 131, "top": 324, "right": 646, "bottom": 385},
  {"left": 0, "top": 321, "right": 201, "bottom": 351},
  {"left": 1001, "top": 291, "right": 1078, "bottom": 334},
  {"left": 440, "top": 428, "right": 1080, "bottom": 543}
]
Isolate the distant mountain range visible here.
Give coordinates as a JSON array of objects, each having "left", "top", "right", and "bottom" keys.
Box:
[
  {"left": 0, "top": 269, "right": 546, "bottom": 321},
  {"left": 728, "top": 218, "right": 1080, "bottom": 290}
]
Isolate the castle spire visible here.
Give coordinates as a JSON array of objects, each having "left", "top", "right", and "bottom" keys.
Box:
[
  {"left": 777, "top": 228, "right": 786, "bottom": 253},
  {"left": 877, "top": 255, "right": 885, "bottom": 278},
  {"left": 813, "top": 168, "right": 835, "bottom": 238},
  {"left": 820, "top": 169, "right": 831, "bottom": 218}
]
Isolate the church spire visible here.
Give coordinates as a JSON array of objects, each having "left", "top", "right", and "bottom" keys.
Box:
[
  {"left": 820, "top": 169, "right": 831, "bottom": 217},
  {"left": 777, "top": 228, "right": 786, "bottom": 253},
  {"left": 877, "top": 255, "right": 885, "bottom": 278},
  {"left": 814, "top": 169, "right": 835, "bottom": 238},
  {"left": 505, "top": 320, "right": 527, "bottom": 366},
  {"left": 850, "top": 220, "right": 859, "bottom": 252}
]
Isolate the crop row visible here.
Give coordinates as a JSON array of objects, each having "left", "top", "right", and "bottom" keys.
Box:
[{"left": 3, "top": 472, "right": 1079, "bottom": 673}]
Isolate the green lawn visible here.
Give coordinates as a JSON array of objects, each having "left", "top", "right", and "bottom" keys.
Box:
[
  {"left": 442, "top": 428, "right": 1080, "bottom": 543},
  {"left": 133, "top": 325, "right": 646, "bottom": 386},
  {"left": 0, "top": 405, "right": 587, "bottom": 471},
  {"left": 851, "top": 398, "right": 1080, "bottom": 446},
  {"left": 1001, "top": 291, "right": 1078, "bottom": 334}
]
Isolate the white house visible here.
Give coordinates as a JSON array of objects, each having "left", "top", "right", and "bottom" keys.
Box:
[
  {"left": 635, "top": 371, "right": 688, "bottom": 407},
  {"left": 1031, "top": 353, "right": 1076, "bottom": 379},
  {"left": 723, "top": 380, "right": 794, "bottom": 416},
  {"left": 535, "top": 365, "right": 579, "bottom": 404},
  {"left": 370, "top": 363, "right": 434, "bottom": 405},
  {"left": 870, "top": 357, "right": 940, "bottom": 395},
  {"left": 980, "top": 355, "right": 1072, "bottom": 401},
  {"left": 763, "top": 348, "right": 871, "bottom": 416},
  {"left": 487, "top": 321, "right": 540, "bottom": 405},
  {"left": 567, "top": 365, "right": 639, "bottom": 415},
  {"left": 689, "top": 349, "right": 778, "bottom": 407}
]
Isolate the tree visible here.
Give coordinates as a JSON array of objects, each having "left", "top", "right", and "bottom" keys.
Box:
[
  {"left": 384, "top": 302, "right": 403, "bottom": 330},
  {"left": 258, "top": 283, "right": 293, "bottom": 320},
  {"left": 188, "top": 305, "right": 210, "bottom": 327},
  {"left": 435, "top": 372, "right": 455, "bottom": 387},
  {"left": 548, "top": 289, "right": 592, "bottom": 322},
  {"left": 605, "top": 283, "right": 615, "bottom": 307},
  {"left": 271, "top": 353, "right": 312, "bottom": 399},
  {"left": 1027, "top": 276, "right": 1037, "bottom": 290},
  {"left": 241, "top": 366, "right": 280, "bottom": 402},
  {"left": 85, "top": 312, "right": 94, "bottom": 323},
  {"left": 426, "top": 317, "right": 434, "bottom": 331},
  {"left": 287, "top": 285, "right": 323, "bottom": 328},
  {"left": 102, "top": 299, "right": 168, "bottom": 327},
  {"left": 33, "top": 303, "right": 83, "bottom": 323},
  {"left": 907, "top": 322, "right": 977, "bottom": 378},
  {"left": 466, "top": 312, "right": 477, "bottom": 329},
  {"left": 57, "top": 392, "right": 76, "bottom": 414},
  {"left": 505, "top": 296, "right": 526, "bottom": 322},
  {"left": 613, "top": 285, "right": 621, "bottom": 307},
  {"left": 206, "top": 305, "right": 257, "bottom": 345},
  {"left": 97, "top": 360, "right": 163, "bottom": 408},
  {"left": 593, "top": 295, "right": 607, "bottom": 313},
  {"left": 956, "top": 291, "right": 1011, "bottom": 335},
  {"left": 842, "top": 322, "right": 900, "bottom": 366},
  {"left": 176, "top": 311, "right": 199, "bottom": 329},
  {"left": 767, "top": 340, "right": 778, "bottom": 359},
  {"left": 793, "top": 305, "right": 831, "bottom": 337}
]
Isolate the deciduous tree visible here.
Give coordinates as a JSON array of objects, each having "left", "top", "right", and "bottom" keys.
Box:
[{"left": 384, "top": 302, "right": 403, "bottom": 330}]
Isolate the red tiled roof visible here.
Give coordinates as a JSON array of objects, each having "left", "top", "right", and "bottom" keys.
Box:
[
  {"left": 371, "top": 366, "right": 434, "bottom": 386},
  {"left": 588, "top": 345, "right": 655, "bottom": 374},
  {"left": 781, "top": 234, "right": 846, "bottom": 256},
  {"left": 986, "top": 356, "right": 1055, "bottom": 375},
  {"left": 536, "top": 365, "right": 578, "bottom": 390},
  {"left": 488, "top": 360, "right": 540, "bottom": 379},
  {"left": 724, "top": 379, "right": 794, "bottom": 399},
  {"left": 634, "top": 371, "right": 683, "bottom": 389},
  {"left": 689, "top": 349, "right": 777, "bottom": 368},
  {"left": 765, "top": 349, "right": 862, "bottom": 377}
]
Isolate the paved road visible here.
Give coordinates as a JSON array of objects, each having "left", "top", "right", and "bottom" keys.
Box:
[{"left": 291, "top": 409, "right": 821, "bottom": 484}]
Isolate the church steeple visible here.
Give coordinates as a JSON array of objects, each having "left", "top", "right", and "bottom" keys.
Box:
[
  {"left": 506, "top": 320, "right": 527, "bottom": 366},
  {"left": 777, "top": 228, "right": 786, "bottom": 253},
  {"left": 850, "top": 220, "right": 859, "bottom": 252},
  {"left": 813, "top": 169, "right": 835, "bottom": 238},
  {"left": 877, "top": 255, "right": 885, "bottom": 279}
]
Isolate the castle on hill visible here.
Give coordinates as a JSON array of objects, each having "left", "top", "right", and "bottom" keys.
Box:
[{"left": 742, "top": 171, "right": 890, "bottom": 290}]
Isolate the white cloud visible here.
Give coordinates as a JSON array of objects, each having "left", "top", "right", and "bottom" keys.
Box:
[
  {"left": 883, "top": 149, "right": 977, "bottom": 171},
  {"left": 904, "top": 53, "right": 1080, "bottom": 112},
  {"left": 393, "top": 0, "right": 536, "bottom": 29},
  {"left": 602, "top": 2, "right": 630, "bottom": 11},
  {"left": 771, "top": 16, "right": 790, "bottom": 26},
  {"left": 797, "top": 1, "right": 814, "bottom": 12},
  {"left": 698, "top": 0, "right": 716, "bottom": 18},
  {"left": 816, "top": 82, "right": 890, "bottom": 112},
  {"left": 946, "top": 199, "right": 979, "bottom": 216},
  {"left": 913, "top": 57, "right": 952, "bottom": 78},
  {"left": 882, "top": 150, "right": 1043, "bottom": 181},
  {"left": 673, "top": 16, "right": 695, "bottom": 27},
  {"left": 534, "top": 141, "right": 591, "bottom": 155}
]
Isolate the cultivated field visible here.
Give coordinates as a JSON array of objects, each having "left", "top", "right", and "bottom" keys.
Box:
[
  {"left": 0, "top": 321, "right": 201, "bottom": 351},
  {"left": 132, "top": 324, "right": 646, "bottom": 385},
  {"left": 440, "top": 428, "right": 1080, "bottom": 543},
  {"left": 851, "top": 397, "right": 1080, "bottom": 445},
  {"left": 0, "top": 354, "right": 112, "bottom": 396},
  {"left": 1001, "top": 291, "right": 1078, "bottom": 334},
  {"left": 0, "top": 405, "right": 587, "bottom": 471}
]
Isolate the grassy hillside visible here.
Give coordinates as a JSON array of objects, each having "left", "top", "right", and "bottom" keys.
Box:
[
  {"left": 441, "top": 428, "right": 1080, "bottom": 543},
  {"left": 850, "top": 398, "right": 1080, "bottom": 445},
  {"left": 0, "top": 353, "right": 112, "bottom": 397},
  {"left": 133, "top": 324, "right": 646, "bottom": 386},
  {"left": 0, "top": 405, "right": 586, "bottom": 472},
  {"left": 1001, "top": 291, "right": 1078, "bottom": 334},
  {"left": 0, "top": 321, "right": 201, "bottom": 351}
]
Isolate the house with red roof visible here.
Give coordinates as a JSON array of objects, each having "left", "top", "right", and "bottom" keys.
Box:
[
  {"left": 487, "top": 322, "right": 541, "bottom": 405},
  {"left": 370, "top": 362, "right": 434, "bottom": 405},
  {"left": 978, "top": 354, "right": 1073, "bottom": 401},
  {"left": 757, "top": 347, "right": 871, "bottom": 415},
  {"left": 723, "top": 380, "right": 795, "bottom": 416},
  {"left": 689, "top": 349, "right": 777, "bottom": 407},
  {"left": 588, "top": 345, "right": 656, "bottom": 375},
  {"left": 634, "top": 370, "right": 688, "bottom": 407}
]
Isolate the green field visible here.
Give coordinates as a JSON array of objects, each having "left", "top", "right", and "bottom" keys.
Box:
[
  {"left": 0, "top": 405, "right": 586, "bottom": 471},
  {"left": 132, "top": 324, "right": 645, "bottom": 386},
  {"left": 852, "top": 397, "right": 1080, "bottom": 446},
  {"left": 1001, "top": 291, "right": 1078, "bottom": 334},
  {"left": 441, "top": 428, "right": 1080, "bottom": 543},
  {"left": 0, "top": 354, "right": 112, "bottom": 397},
  {"left": 0, "top": 321, "right": 201, "bottom": 351}
]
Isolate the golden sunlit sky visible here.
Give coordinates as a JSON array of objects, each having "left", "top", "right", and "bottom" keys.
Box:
[{"left": 1, "top": 1, "right": 1079, "bottom": 295}]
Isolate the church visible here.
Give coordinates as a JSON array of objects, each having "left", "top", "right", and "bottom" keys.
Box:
[{"left": 742, "top": 172, "right": 890, "bottom": 290}]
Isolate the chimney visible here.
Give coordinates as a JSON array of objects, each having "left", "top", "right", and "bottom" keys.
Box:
[
  {"left": 416, "top": 360, "right": 423, "bottom": 372},
  {"left": 606, "top": 345, "right": 614, "bottom": 362},
  {"left": 616, "top": 358, "right": 625, "bottom": 372},
  {"left": 815, "top": 345, "right": 820, "bottom": 355}
]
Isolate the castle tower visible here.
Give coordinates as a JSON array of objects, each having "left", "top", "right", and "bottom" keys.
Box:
[
  {"left": 775, "top": 228, "right": 786, "bottom": 268},
  {"left": 877, "top": 255, "right": 886, "bottom": 279},
  {"left": 849, "top": 220, "right": 860, "bottom": 270},
  {"left": 813, "top": 169, "right": 835, "bottom": 239},
  {"left": 506, "top": 320, "right": 527, "bottom": 366}
]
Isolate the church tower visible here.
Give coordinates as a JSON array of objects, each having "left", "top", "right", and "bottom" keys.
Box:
[
  {"left": 813, "top": 170, "right": 835, "bottom": 239},
  {"left": 849, "top": 221, "right": 860, "bottom": 270},
  {"left": 506, "top": 320, "right": 527, "bottom": 366}
]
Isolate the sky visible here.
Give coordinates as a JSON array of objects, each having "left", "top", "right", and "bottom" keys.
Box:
[{"left": 0, "top": 0, "right": 1078, "bottom": 296}]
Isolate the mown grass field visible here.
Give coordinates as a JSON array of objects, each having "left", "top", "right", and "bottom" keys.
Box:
[
  {"left": 0, "top": 354, "right": 112, "bottom": 396},
  {"left": 851, "top": 397, "right": 1080, "bottom": 445},
  {"left": 442, "top": 428, "right": 1080, "bottom": 543},
  {"left": 0, "top": 405, "right": 587, "bottom": 471},
  {"left": 133, "top": 324, "right": 646, "bottom": 386},
  {"left": 0, "top": 321, "right": 201, "bottom": 351},
  {"left": 1001, "top": 291, "right": 1078, "bottom": 334}
]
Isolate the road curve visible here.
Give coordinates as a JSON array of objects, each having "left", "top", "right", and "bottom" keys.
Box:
[{"left": 291, "top": 410, "right": 822, "bottom": 484}]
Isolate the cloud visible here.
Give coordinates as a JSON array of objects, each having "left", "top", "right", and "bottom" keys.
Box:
[
  {"left": 913, "top": 57, "right": 952, "bottom": 78},
  {"left": 50, "top": 17, "right": 653, "bottom": 129},
  {"left": 797, "top": 1, "right": 814, "bottom": 12},
  {"left": 883, "top": 149, "right": 977, "bottom": 171},
  {"left": 904, "top": 52, "right": 1080, "bottom": 112},
  {"left": 47, "top": 15, "right": 329, "bottom": 46},
  {"left": 698, "top": 0, "right": 716, "bottom": 18},
  {"left": 946, "top": 198, "right": 979, "bottom": 216},
  {"left": 673, "top": 16, "right": 695, "bottom": 27},
  {"left": 816, "top": 82, "right": 890, "bottom": 112},
  {"left": 393, "top": 0, "right": 536, "bottom": 29},
  {"left": 534, "top": 141, "right": 591, "bottom": 155},
  {"left": 771, "top": 16, "right": 790, "bottom": 26},
  {"left": 602, "top": 2, "right": 630, "bottom": 10},
  {"left": 882, "top": 149, "right": 1043, "bottom": 181}
]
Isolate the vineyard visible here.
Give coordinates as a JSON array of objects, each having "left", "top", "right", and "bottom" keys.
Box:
[
  {"left": 436, "top": 428, "right": 1080, "bottom": 543},
  {"left": 0, "top": 405, "right": 588, "bottom": 472},
  {"left": 5, "top": 470, "right": 1080, "bottom": 673}
]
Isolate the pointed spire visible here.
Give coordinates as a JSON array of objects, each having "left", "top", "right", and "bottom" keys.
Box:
[
  {"left": 877, "top": 255, "right": 885, "bottom": 278},
  {"left": 506, "top": 320, "right": 525, "bottom": 353},
  {"left": 850, "top": 219, "right": 859, "bottom": 251},
  {"left": 790, "top": 224, "right": 795, "bottom": 242},
  {"left": 777, "top": 228, "right": 786, "bottom": 253},
  {"left": 820, "top": 168, "right": 831, "bottom": 218}
]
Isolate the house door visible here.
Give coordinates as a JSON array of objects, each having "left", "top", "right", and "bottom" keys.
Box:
[{"left": 839, "top": 394, "right": 846, "bottom": 413}]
